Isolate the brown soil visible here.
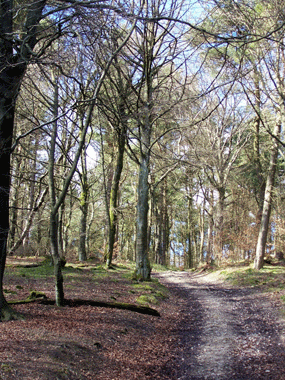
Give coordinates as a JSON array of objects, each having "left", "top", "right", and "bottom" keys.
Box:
[{"left": 1, "top": 259, "right": 285, "bottom": 379}]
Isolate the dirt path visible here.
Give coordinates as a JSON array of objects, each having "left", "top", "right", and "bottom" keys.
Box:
[{"left": 154, "top": 271, "right": 285, "bottom": 380}]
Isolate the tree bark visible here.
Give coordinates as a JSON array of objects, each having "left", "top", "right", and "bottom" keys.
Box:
[
  {"left": 48, "top": 78, "right": 64, "bottom": 306},
  {"left": 135, "top": 143, "right": 151, "bottom": 280},
  {"left": 0, "top": 98, "right": 20, "bottom": 320},
  {"left": 206, "top": 189, "right": 214, "bottom": 263},
  {"left": 0, "top": 0, "right": 47, "bottom": 320},
  {"left": 254, "top": 122, "right": 281, "bottom": 270},
  {"left": 78, "top": 146, "right": 89, "bottom": 262},
  {"left": 214, "top": 186, "right": 226, "bottom": 261},
  {"left": 186, "top": 193, "right": 194, "bottom": 269},
  {"left": 78, "top": 184, "right": 88, "bottom": 262},
  {"left": 106, "top": 130, "right": 125, "bottom": 268}
]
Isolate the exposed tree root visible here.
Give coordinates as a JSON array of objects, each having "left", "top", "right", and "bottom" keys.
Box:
[
  {"left": 9, "top": 296, "right": 160, "bottom": 316},
  {"left": 0, "top": 302, "right": 25, "bottom": 322},
  {"left": 63, "top": 299, "right": 161, "bottom": 316}
]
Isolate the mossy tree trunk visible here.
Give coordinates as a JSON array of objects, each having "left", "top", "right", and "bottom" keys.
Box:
[
  {"left": 0, "top": 0, "right": 47, "bottom": 320},
  {"left": 107, "top": 130, "right": 125, "bottom": 268},
  {"left": 254, "top": 121, "right": 281, "bottom": 270}
]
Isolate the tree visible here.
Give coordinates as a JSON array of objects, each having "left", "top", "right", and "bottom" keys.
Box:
[
  {"left": 124, "top": 0, "right": 191, "bottom": 280},
  {"left": 96, "top": 27, "right": 133, "bottom": 268},
  {"left": 0, "top": 0, "right": 141, "bottom": 317},
  {"left": 0, "top": 0, "right": 48, "bottom": 320}
]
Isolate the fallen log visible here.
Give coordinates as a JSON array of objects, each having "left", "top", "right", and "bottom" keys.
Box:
[{"left": 9, "top": 297, "right": 160, "bottom": 317}]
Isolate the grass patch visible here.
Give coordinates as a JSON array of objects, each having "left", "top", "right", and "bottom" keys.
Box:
[
  {"left": 8, "top": 262, "right": 54, "bottom": 278},
  {"left": 121, "top": 272, "right": 134, "bottom": 280},
  {"left": 220, "top": 264, "right": 285, "bottom": 304},
  {"left": 152, "top": 263, "right": 180, "bottom": 272},
  {"left": 113, "top": 262, "right": 136, "bottom": 271},
  {"left": 132, "top": 284, "right": 153, "bottom": 291},
  {"left": 6, "top": 258, "right": 91, "bottom": 279}
]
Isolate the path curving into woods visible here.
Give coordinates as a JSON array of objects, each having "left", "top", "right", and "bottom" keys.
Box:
[{"left": 154, "top": 271, "right": 285, "bottom": 380}]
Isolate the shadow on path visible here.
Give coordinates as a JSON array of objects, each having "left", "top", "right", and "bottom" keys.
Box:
[{"left": 155, "top": 271, "right": 285, "bottom": 380}]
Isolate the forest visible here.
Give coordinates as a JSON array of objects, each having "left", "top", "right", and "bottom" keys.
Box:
[{"left": 1, "top": 0, "right": 285, "bottom": 321}]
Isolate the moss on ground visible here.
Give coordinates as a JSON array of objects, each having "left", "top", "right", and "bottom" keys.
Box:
[
  {"left": 220, "top": 264, "right": 285, "bottom": 305},
  {"left": 5, "top": 257, "right": 169, "bottom": 311}
]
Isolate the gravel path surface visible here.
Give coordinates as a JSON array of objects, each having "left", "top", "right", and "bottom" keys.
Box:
[{"left": 155, "top": 271, "right": 285, "bottom": 380}]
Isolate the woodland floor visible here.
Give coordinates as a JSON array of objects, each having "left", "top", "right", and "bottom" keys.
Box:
[{"left": 1, "top": 258, "right": 285, "bottom": 379}]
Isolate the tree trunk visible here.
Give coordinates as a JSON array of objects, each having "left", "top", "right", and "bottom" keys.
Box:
[
  {"left": 0, "top": 99, "right": 21, "bottom": 320},
  {"left": 214, "top": 186, "right": 226, "bottom": 261},
  {"left": 135, "top": 152, "right": 151, "bottom": 280},
  {"left": 206, "top": 189, "right": 214, "bottom": 263},
  {"left": 9, "top": 149, "right": 24, "bottom": 251},
  {"left": 106, "top": 131, "right": 125, "bottom": 268},
  {"left": 0, "top": 0, "right": 47, "bottom": 320},
  {"left": 78, "top": 192, "right": 88, "bottom": 262},
  {"left": 48, "top": 78, "right": 64, "bottom": 306},
  {"left": 9, "top": 187, "right": 48, "bottom": 255},
  {"left": 50, "top": 212, "right": 64, "bottom": 305},
  {"left": 186, "top": 195, "right": 194, "bottom": 269},
  {"left": 254, "top": 122, "right": 281, "bottom": 270},
  {"left": 161, "top": 179, "right": 169, "bottom": 266},
  {"left": 252, "top": 67, "right": 266, "bottom": 221},
  {"left": 0, "top": 69, "right": 25, "bottom": 320},
  {"left": 199, "top": 201, "right": 206, "bottom": 264},
  {"left": 78, "top": 145, "right": 89, "bottom": 262}
]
